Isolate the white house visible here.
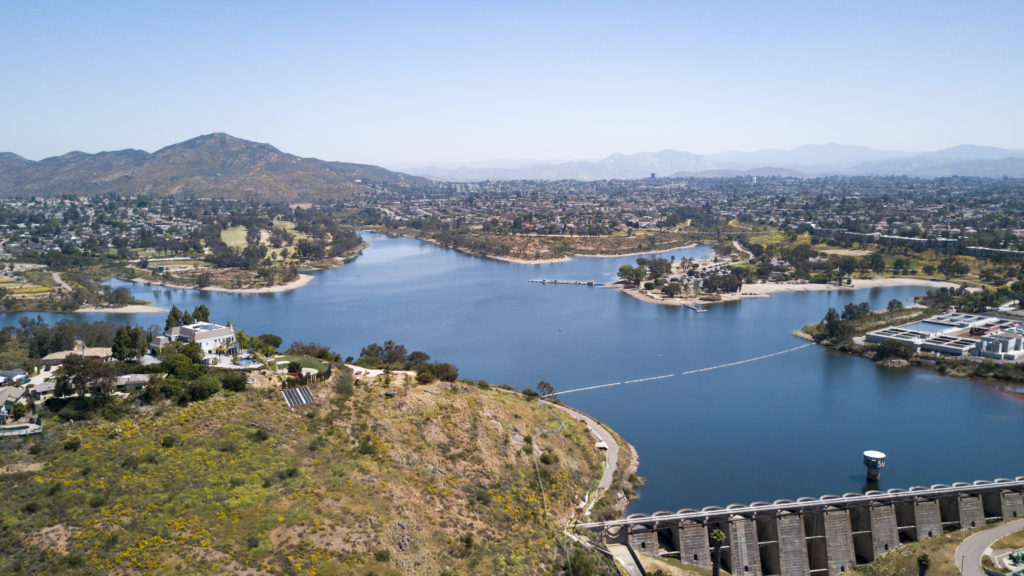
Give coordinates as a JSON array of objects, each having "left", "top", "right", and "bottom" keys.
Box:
[{"left": 151, "top": 322, "right": 238, "bottom": 357}]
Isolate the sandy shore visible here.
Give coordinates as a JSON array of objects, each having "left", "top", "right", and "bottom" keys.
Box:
[
  {"left": 486, "top": 243, "right": 700, "bottom": 265},
  {"left": 489, "top": 255, "right": 573, "bottom": 264},
  {"left": 619, "top": 277, "right": 960, "bottom": 307},
  {"left": 739, "top": 277, "right": 959, "bottom": 295},
  {"left": 75, "top": 304, "right": 168, "bottom": 314},
  {"left": 573, "top": 243, "right": 699, "bottom": 259},
  {"left": 132, "top": 273, "right": 315, "bottom": 294}
]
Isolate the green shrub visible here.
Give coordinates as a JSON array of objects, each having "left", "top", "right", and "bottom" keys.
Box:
[
  {"left": 63, "top": 438, "right": 81, "bottom": 451},
  {"left": 160, "top": 435, "right": 177, "bottom": 448},
  {"left": 875, "top": 339, "right": 915, "bottom": 361},
  {"left": 184, "top": 375, "right": 221, "bottom": 402},
  {"left": 374, "top": 549, "right": 391, "bottom": 562},
  {"left": 218, "top": 370, "right": 247, "bottom": 392}
]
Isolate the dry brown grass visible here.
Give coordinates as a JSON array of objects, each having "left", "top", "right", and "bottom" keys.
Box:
[
  {"left": 993, "top": 528, "right": 1024, "bottom": 550},
  {"left": 847, "top": 526, "right": 985, "bottom": 576}
]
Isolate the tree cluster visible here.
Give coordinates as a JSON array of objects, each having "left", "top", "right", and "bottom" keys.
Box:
[
  {"left": 354, "top": 340, "right": 458, "bottom": 383},
  {"left": 165, "top": 304, "right": 211, "bottom": 330}
]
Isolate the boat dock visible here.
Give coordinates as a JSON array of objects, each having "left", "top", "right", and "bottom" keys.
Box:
[
  {"left": 682, "top": 303, "right": 708, "bottom": 312},
  {"left": 529, "top": 279, "right": 597, "bottom": 287}
]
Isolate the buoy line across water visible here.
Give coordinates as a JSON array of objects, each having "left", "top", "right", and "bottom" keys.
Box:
[{"left": 549, "top": 343, "right": 814, "bottom": 397}]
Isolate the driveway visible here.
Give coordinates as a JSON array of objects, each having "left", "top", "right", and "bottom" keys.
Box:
[{"left": 956, "top": 518, "right": 1024, "bottom": 576}]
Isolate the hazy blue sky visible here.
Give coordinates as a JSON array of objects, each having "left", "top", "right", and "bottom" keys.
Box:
[{"left": 2, "top": 1, "right": 1022, "bottom": 166}]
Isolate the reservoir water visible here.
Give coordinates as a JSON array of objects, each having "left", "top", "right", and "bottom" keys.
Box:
[{"left": 4, "top": 232, "right": 1023, "bottom": 512}]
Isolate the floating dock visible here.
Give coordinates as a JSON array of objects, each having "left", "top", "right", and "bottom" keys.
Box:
[{"left": 529, "top": 279, "right": 597, "bottom": 286}]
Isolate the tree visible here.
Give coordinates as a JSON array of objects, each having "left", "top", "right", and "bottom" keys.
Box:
[
  {"left": 181, "top": 310, "right": 193, "bottom": 325},
  {"left": 133, "top": 327, "right": 150, "bottom": 359},
  {"left": 406, "top": 350, "right": 431, "bottom": 368},
  {"left": 381, "top": 340, "right": 408, "bottom": 365},
  {"left": 184, "top": 375, "right": 221, "bottom": 402},
  {"left": 887, "top": 299, "right": 904, "bottom": 312},
  {"left": 938, "top": 257, "right": 969, "bottom": 279},
  {"left": 841, "top": 301, "right": 871, "bottom": 322},
  {"left": 638, "top": 257, "right": 671, "bottom": 279},
  {"left": 192, "top": 304, "right": 211, "bottom": 322},
  {"left": 661, "top": 282, "right": 683, "bottom": 298},
  {"left": 869, "top": 252, "right": 886, "bottom": 273},
  {"left": 837, "top": 256, "right": 858, "bottom": 276},
  {"left": 11, "top": 402, "right": 26, "bottom": 420},
  {"left": 432, "top": 363, "right": 459, "bottom": 382},
  {"left": 256, "top": 333, "right": 282, "bottom": 351},
  {"left": 165, "top": 305, "right": 182, "bottom": 331},
  {"left": 112, "top": 325, "right": 135, "bottom": 362},
  {"left": 875, "top": 340, "right": 915, "bottom": 361},
  {"left": 917, "top": 553, "right": 930, "bottom": 576},
  {"left": 820, "top": 308, "right": 852, "bottom": 342},
  {"left": 536, "top": 381, "right": 555, "bottom": 398},
  {"left": 54, "top": 355, "right": 116, "bottom": 398},
  {"left": 618, "top": 264, "right": 646, "bottom": 287},
  {"left": 710, "top": 529, "right": 726, "bottom": 576},
  {"left": 180, "top": 341, "right": 203, "bottom": 364}
]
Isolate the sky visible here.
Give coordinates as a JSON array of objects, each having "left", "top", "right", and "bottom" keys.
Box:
[{"left": 2, "top": 1, "right": 1023, "bottom": 167}]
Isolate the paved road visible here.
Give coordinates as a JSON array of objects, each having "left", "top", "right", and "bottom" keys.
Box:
[
  {"left": 539, "top": 400, "right": 643, "bottom": 574},
  {"left": 607, "top": 543, "right": 644, "bottom": 576},
  {"left": 543, "top": 401, "right": 620, "bottom": 495},
  {"left": 51, "top": 272, "right": 72, "bottom": 291},
  {"left": 956, "top": 518, "right": 1024, "bottom": 576}
]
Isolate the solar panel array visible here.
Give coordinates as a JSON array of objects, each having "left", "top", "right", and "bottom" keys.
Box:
[{"left": 282, "top": 386, "right": 314, "bottom": 407}]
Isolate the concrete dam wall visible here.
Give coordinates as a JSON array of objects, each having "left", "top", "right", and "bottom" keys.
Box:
[{"left": 580, "top": 477, "right": 1024, "bottom": 576}]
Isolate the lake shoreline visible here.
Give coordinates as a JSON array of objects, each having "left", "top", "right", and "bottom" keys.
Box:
[
  {"left": 130, "top": 273, "right": 315, "bottom": 294},
  {"left": 617, "top": 277, "right": 960, "bottom": 307},
  {"left": 74, "top": 303, "right": 169, "bottom": 314}
]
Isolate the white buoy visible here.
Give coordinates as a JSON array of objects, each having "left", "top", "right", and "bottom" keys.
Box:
[{"left": 863, "top": 450, "right": 886, "bottom": 481}]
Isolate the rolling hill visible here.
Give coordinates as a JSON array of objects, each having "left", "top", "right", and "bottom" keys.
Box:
[{"left": 0, "top": 133, "right": 430, "bottom": 200}]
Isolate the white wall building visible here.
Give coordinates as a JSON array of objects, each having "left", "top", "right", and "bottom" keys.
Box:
[
  {"left": 151, "top": 322, "right": 238, "bottom": 357},
  {"left": 977, "top": 330, "right": 1024, "bottom": 361}
]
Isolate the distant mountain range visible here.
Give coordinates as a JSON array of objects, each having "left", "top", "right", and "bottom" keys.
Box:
[
  {"left": 403, "top": 143, "right": 1024, "bottom": 181},
  {"left": 3, "top": 136, "right": 1024, "bottom": 198},
  {"left": 0, "top": 133, "right": 427, "bottom": 200}
]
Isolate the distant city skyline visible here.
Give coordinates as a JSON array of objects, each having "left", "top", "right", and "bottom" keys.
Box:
[{"left": 2, "top": 1, "right": 1023, "bottom": 167}]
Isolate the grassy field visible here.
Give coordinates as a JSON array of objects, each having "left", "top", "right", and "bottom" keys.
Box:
[
  {"left": 272, "top": 355, "right": 328, "bottom": 373},
  {"left": 220, "top": 225, "right": 248, "bottom": 249},
  {"left": 148, "top": 259, "right": 210, "bottom": 268},
  {"left": 0, "top": 372, "right": 606, "bottom": 575},
  {"left": 11, "top": 286, "right": 51, "bottom": 295}
]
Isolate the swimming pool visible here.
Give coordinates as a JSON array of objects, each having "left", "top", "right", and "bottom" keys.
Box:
[{"left": 0, "top": 424, "right": 41, "bottom": 436}]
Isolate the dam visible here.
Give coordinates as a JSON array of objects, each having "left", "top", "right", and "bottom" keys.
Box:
[{"left": 579, "top": 477, "right": 1024, "bottom": 575}]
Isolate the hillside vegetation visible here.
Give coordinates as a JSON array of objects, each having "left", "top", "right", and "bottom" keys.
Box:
[
  {"left": 0, "top": 368, "right": 609, "bottom": 575},
  {"left": 0, "top": 133, "right": 428, "bottom": 200}
]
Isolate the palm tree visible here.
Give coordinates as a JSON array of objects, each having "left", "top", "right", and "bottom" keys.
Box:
[
  {"left": 710, "top": 528, "right": 726, "bottom": 576},
  {"left": 917, "top": 553, "right": 930, "bottom": 576}
]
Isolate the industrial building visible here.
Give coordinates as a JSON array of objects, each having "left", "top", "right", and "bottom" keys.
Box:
[{"left": 865, "top": 312, "right": 1024, "bottom": 361}]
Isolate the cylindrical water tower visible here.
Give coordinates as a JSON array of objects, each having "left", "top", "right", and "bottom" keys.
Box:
[{"left": 863, "top": 450, "right": 886, "bottom": 481}]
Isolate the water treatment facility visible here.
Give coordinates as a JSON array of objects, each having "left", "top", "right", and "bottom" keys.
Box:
[{"left": 864, "top": 311, "right": 1024, "bottom": 361}]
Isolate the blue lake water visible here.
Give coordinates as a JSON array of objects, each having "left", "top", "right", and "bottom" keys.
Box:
[{"left": 3, "top": 231, "right": 1023, "bottom": 512}]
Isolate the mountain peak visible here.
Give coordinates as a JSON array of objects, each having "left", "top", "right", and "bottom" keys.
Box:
[{"left": 0, "top": 134, "right": 426, "bottom": 199}]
